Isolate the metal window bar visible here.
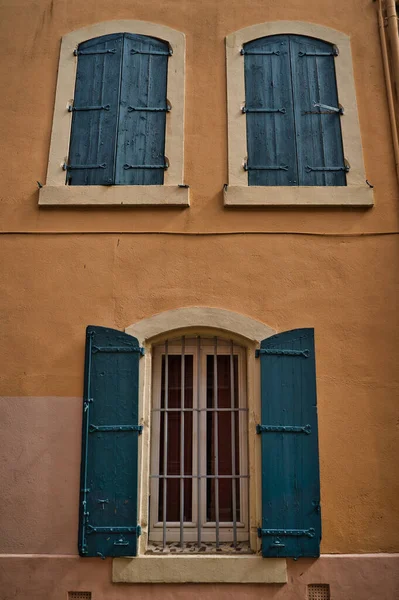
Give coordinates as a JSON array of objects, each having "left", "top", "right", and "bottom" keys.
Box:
[
  {"left": 213, "top": 336, "right": 220, "bottom": 548},
  {"left": 230, "top": 340, "right": 237, "bottom": 547},
  {"left": 180, "top": 336, "right": 185, "bottom": 548},
  {"left": 151, "top": 474, "right": 248, "bottom": 479},
  {"left": 153, "top": 407, "right": 248, "bottom": 412},
  {"left": 162, "top": 340, "right": 169, "bottom": 548},
  {"left": 197, "top": 335, "right": 201, "bottom": 547},
  {"left": 152, "top": 336, "right": 248, "bottom": 548}
]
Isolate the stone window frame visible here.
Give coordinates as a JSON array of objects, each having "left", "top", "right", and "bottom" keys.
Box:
[
  {"left": 111, "top": 307, "right": 287, "bottom": 584},
  {"left": 224, "top": 21, "right": 374, "bottom": 207},
  {"left": 39, "top": 20, "right": 188, "bottom": 207}
]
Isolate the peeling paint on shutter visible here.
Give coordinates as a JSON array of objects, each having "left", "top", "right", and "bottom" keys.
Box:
[
  {"left": 67, "top": 34, "right": 123, "bottom": 186},
  {"left": 115, "top": 34, "right": 169, "bottom": 185},
  {"left": 290, "top": 36, "right": 346, "bottom": 186},
  {"left": 244, "top": 35, "right": 297, "bottom": 186}
]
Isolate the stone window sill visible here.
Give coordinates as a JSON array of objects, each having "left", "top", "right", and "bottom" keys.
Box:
[
  {"left": 112, "top": 555, "right": 287, "bottom": 584},
  {"left": 38, "top": 185, "right": 190, "bottom": 207},
  {"left": 224, "top": 185, "right": 374, "bottom": 207}
]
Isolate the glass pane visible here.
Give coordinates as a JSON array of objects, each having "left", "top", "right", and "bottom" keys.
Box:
[
  {"left": 206, "top": 354, "right": 240, "bottom": 522},
  {"left": 158, "top": 354, "right": 193, "bottom": 522}
]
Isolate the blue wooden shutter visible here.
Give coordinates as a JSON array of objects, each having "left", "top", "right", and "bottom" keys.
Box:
[
  {"left": 68, "top": 34, "right": 123, "bottom": 186},
  {"left": 257, "top": 328, "right": 321, "bottom": 558},
  {"left": 289, "top": 35, "right": 346, "bottom": 186},
  {"left": 115, "top": 34, "right": 169, "bottom": 185},
  {"left": 243, "top": 35, "right": 297, "bottom": 186},
  {"left": 79, "top": 326, "right": 143, "bottom": 558}
]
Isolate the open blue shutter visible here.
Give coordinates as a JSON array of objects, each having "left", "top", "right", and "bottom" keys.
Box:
[
  {"left": 243, "top": 35, "right": 297, "bottom": 186},
  {"left": 115, "top": 34, "right": 169, "bottom": 185},
  {"left": 257, "top": 328, "right": 321, "bottom": 558},
  {"left": 289, "top": 35, "right": 346, "bottom": 186},
  {"left": 79, "top": 326, "right": 143, "bottom": 558},
  {"left": 68, "top": 35, "right": 123, "bottom": 186}
]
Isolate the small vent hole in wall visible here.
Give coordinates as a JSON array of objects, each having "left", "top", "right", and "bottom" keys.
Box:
[
  {"left": 308, "top": 584, "right": 331, "bottom": 600},
  {"left": 68, "top": 593, "right": 92, "bottom": 600}
]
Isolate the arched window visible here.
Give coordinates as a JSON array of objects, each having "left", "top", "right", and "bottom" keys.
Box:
[
  {"left": 243, "top": 34, "right": 346, "bottom": 187},
  {"left": 149, "top": 335, "right": 249, "bottom": 548},
  {"left": 67, "top": 33, "right": 170, "bottom": 186}
]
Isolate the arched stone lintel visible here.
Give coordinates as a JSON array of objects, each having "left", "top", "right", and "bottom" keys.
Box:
[{"left": 125, "top": 307, "right": 276, "bottom": 344}]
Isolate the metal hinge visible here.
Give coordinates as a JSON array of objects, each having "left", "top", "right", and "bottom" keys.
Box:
[
  {"left": 128, "top": 102, "right": 171, "bottom": 112},
  {"left": 68, "top": 104, "right": 110, "bottom": 112},
  {"left": 92, "top": 345, "right": 145, "bottom": 355},
  {"left": 298, "top": 47, "right": 338, "bottom": 57},
  {"left": 305, "top": 165, "right": 350, "bottom": 173},
  {"left": 244, "top": 162, "right": 288, "bottom": 172},
  {"left": 242, "top": 106, "right": 286, "bottom": 114},
  {"left": 241, "top": 48, "right": 280, "bottom": 56},
  {"left": 256, "top": 424, "right": 312, "bottom": 435},
  {"left": 123, "top": 160, "right": 169, "bottom": 171},
  {"left": 89, "top": 424, "right": 144, "bottom": 433},
  {"left": 258, "top": 527, "right": 315, "bottom": 538},
  {"left": 63, "top": 163, "right": 106, "bottom": 171},
  {"left": 131, "top": 48, "right": 172, "bottom": 56},
  {"left": 74, "top": 48, "right": 116, "bottom": 56},
  {"left": 255, "top": 348, "right": 309, "bottom": 357},
  {"left": 86, "top": 524, "right": 142, "bottom": 534}
]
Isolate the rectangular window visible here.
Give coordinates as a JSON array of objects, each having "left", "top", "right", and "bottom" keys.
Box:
[{"left": 149, "top": 336, "right": 249, "bottom": 550}]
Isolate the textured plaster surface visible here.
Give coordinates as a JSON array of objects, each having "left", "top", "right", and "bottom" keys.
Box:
[
  {"left": 1, "top": 234, "right": 399, "bottom": 554},
  {"left": 1, "top": 1, "right": 399, "bottom": 595},
  {"left": 225, "top": 21, "right": 368, "bottom": 199},
  {"left": 0, "top": 555, "right": 399, "bottom": 598},
  {"left": 0, "top": 0, "right": 398, "bottom": 232}
]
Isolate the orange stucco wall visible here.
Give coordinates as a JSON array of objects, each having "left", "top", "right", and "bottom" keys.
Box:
[{"left": 1, "top": 0, "right": 399, "bottom": 597}]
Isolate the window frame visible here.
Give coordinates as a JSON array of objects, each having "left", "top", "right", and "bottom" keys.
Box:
[
  {"left": 224, "top": 21, "right": 374, "bottom": 207},
  {"left": 149, "top": 338, "right": 249, "bottom": 544},
  {"left": 113, "top": 308, "right": 287, "bottom": 584},
  {"left": 39, "top": 20, "right": 188, "bottom": 207}
]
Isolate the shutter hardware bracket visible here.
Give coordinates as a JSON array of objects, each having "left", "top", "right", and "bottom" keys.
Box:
[
  {"left": 256, "top": 424, "right": 312, "bottom": 435},
  {"left": 258, "top": 527, "right": 315, "bottom": 538},
  {"left": 242, "top": 106, "right": 286, "bottom": 114},
  {"left": 244, "top": 162, "right": 288, "bottom": 172},
  {"left": 91, "top": 345, "right": 144, "bottom": 355},
  {"left": 89, "top": 424, "right": 144, "bottom": 433},
  {"left": 68, "top": 104, "right": 110, "bottom": 112},
  {"left": 255, "top": 348, "right": 310, "bottom": 357}
]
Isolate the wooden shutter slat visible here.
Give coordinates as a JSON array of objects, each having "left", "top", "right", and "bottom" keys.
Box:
[
  {"left": 68, "top": 34, "right": 123, "bottom": 186},
  {"left": 258, "top": 328, "right": 321, "bottom": 558},
  {"left": 290, "top": 35, "right": 346, "bottom": 186},
  {"left": 79, "top": 326, "right": 142, "bottom": 558},
  {"left": 244, "top": 35, "right": 297, "bottom": 186},
  {"left": 115, "top": 34, "right": 169, "bottom": 185}
]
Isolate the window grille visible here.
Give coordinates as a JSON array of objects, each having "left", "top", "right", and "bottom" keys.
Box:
[
  {"left": 308, "top": 584, "right": 331, "bottom": 600},
  {"left": 149, "top": 336, "right": 249, "bottom": 550}
]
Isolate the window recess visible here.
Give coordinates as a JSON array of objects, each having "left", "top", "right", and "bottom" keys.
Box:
[
  {"left": 66, "top": 33, "right": 169, "bottom": 186},
  {"left": 149, "top": 336, "right": 249, "bottom": 552},
  {"left": 243, "top": 34, "right": 346, "bottom": 187}
]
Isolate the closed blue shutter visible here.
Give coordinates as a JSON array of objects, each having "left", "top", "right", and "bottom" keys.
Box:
[
  {"left": 79, "top": 326, "right": 143, "bottom": 558},
  {"left": 115, "top": 34, "right": 169, "bottom": 185},
  {"left": 68, "top": 34, "right": 123, "bottom": 186},
  {"left": 257, "top": 328, "right": 321, "bottom": 558},
  {"left": 290, "top": 36, "right": 346, "bottom": 186},
  {"left": 244, "top": 35, "right": 297, "bottom": 186},
  {"left": 244, "top": 35, "right": 345, "bottom": 187}
]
